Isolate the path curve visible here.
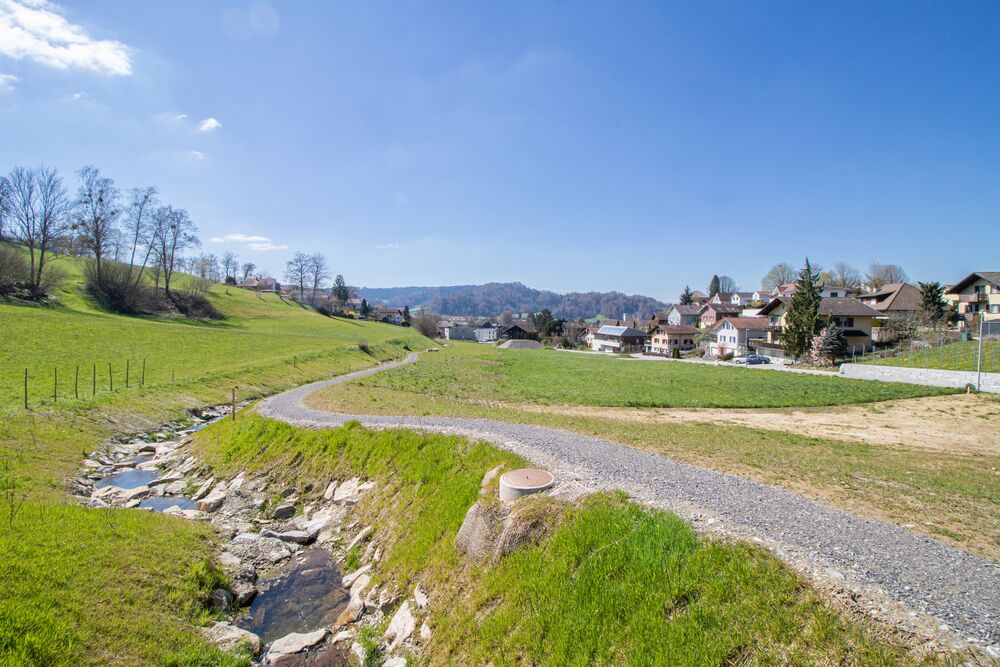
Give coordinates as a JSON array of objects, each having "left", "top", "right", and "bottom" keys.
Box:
[{"left": 259, "top": 353, "right": 999, "bottom": 647}]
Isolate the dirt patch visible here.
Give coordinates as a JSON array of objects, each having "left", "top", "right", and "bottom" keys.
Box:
[{"left": 516, "top": 394, "right": 1000, "bottom": 456}]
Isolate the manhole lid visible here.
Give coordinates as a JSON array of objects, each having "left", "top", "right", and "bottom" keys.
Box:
[{"left": 500, "top": 468, "right": 554, "bottom": 491}]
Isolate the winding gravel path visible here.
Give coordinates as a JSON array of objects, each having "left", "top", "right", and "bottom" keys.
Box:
[{"left": 259, "top": 353, "right": 999, "bottom": 647}]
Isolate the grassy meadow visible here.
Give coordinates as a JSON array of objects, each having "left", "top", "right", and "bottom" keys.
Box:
[
  {"left": 862, "top": 338, "right": 1000, "bottom": 374},
  {"left": 306, "top": 343, "right": 999, "bottom": 559},
  {"left": 0, "top": 251, "right": 429, "bottom": 665},
  {"left": 194, "top": 415, "right": 934, "bottom": 666}
]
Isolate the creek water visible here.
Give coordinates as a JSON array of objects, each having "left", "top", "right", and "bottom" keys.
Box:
[
  {"left": 238, "top": 548, "right": 351, "bottom": 645},
  {"left": 94, "top": 468, "right": 159, "bottom": 489},
  {"left": 138, "top": 496, "right": 196, "bottom": 511}
]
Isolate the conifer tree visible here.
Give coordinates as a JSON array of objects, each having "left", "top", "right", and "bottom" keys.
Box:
[
  {"left": 919, "top": 281, "right": 945, "bottom": 326},
  {"left": 679, "top": 286, "right": 694, "bottom": 305},
  {"left": 783, "top": 258, "right": 821, "bottom": 359},
  {"left": 708, "top": 275, "right": 720, "bottom": 298},
  {"left": 816, "top": 325, "right": 847, "bottom": 364}
]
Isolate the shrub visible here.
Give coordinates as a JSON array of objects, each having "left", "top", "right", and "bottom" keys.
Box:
[
  {"left": 412, "top": 315, "right": 438, "bottom": 339},
  {"left": 170, "top": 292, "right": 224, "bottom": 320},
  {"left": 358, "top": 339, "right": 371, "bottom": 354},
  {"left": 671, "top": 348, "right": 681, "bottom": 359},
  {"left": 720, "top": 352, "right": 734, "bottom": 361},
  {"left": 316, "top": 305, "right": 334, "bottom": 317},
  {"left": 0, "top": 245, "right": 30, "bottom": 295}
]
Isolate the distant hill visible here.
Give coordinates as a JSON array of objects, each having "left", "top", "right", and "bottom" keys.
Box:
[{"left": 356, "top": 282, "right": 668, "bottom": 320}]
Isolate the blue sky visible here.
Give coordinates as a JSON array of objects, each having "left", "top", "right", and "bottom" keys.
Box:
[{"left": 1, "top": 1, "right": 997, "bottom": 301}]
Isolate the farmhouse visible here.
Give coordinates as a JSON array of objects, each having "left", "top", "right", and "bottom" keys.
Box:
[
  {"left": 646, "top": 325, "right": 698, "bottom": 355},
  {"left": 945, "top": 271, "right": 1000, "bottom": 323},
  {"left": 590, "top": 325, "right": 647, "bottom": 353},
  {"left": 373, "top": 307, "right": 406, "bottom": 325},
  {"left": 707, "top": 317, "right": 769, "bottom": 358}
]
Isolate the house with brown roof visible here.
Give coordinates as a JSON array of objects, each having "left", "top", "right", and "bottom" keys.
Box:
[
  {"left": 699, "top": 302, "right": 740, "bottom": 328},
  {"left": 646, "top": 324, "right": 698, "bottom": 355},
  {"left": 666, "top": 304, "right": 701, "bottom": 326},
  {"left": 590, "top": 325, "right": 647, "bottom": 353},
  {"left": 707, "top": 317, "right": 769, "bottom": 357},
  {"left": 771, "top": 282, "right": 854, "bottom": 299},
  {"left": 945, "top": 272, "right": 1000, "bottom": 324},
  {"left": 859, "top": 283, "right": 922, "bottom": 319},
  {"left": 756, "top": 297, "right": 881, "bottom": 362},
  {"left": 709, "top": 292, "right": 756, "bottom": 306}
]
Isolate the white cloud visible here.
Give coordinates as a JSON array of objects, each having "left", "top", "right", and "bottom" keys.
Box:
[
  {"left": 0, "top": 0, "right": 133, "bottom": 75},
  {"left": 65, "top": 89, "right": 84, "bottom": 100},
  {"left": 375, "top": 243, "right": 405, "bottom": 251},
  {"left": 0, "top": 72, "right": 17, "bottom": 91},
  {"left": 198, "top": 117, "right": 221, "bottom": 133},
  {"left": 154, "top": 111, "right": 187, "bottom": 122},
  {"left": 189, "top": 150, "right": 205, "bottom": 160},
  {"left": 210, "top": 232, "right": 287, "bottom": 251}
]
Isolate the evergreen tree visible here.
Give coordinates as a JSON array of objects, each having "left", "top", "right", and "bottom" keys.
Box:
[
  {"left": 333, "top": 274, "right": 349, "bottom": 304},
  {"left": 783, "top": 259, "right": 821, "bottom": 359},
  {"left": 708, "top": 275, "right": 720, "bottom": 298},
  {"left": 919, "top": 281, "right": 945, "bottom": 326},
  {"left": 402, "top": 305, "right": 411, "bottom": 323},
  {"left": 816, "top": 325, "right": 848, "bottom": 364},
  {"left": 679, "top": 286, "right": 694, "bottom": 305},
  {"left": 360, "top": 298, "right": 370, "bottom": 316}
]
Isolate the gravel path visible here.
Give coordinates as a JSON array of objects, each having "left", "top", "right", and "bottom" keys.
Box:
[{"left": 259, "top": 353, "right": 999, "bottom": 648}]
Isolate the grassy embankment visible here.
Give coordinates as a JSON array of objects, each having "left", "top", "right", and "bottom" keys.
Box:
[
  {"left": 194, "top": 414, "right": 939, "bottom": 665},
  {"left": 862, "top": 338, "right": 1000, "bottom": 374},
  {"left": 305, "top": 343, "right": 999, "bottom": 559},
  {"left": 0, "top": 252, "right": 429, "bottom": 666}
]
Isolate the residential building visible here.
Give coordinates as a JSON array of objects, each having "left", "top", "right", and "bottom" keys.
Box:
[
  {"left": 590, "top": 325, "right": 647, "bottom": 353},
  {"left": 666, "top": 305, "right": 701, "bottom": 326},
  {"left": 771, "top": 282, "right": 853, "bottom": 299},
  {"left": 499, "top": 323, "right": 535, "bottom": 340},
  {"left": 707, "top": 317, "right": 769, "bottom": 357},
  {"left": 756, "top": 297, "right": 881, "bottom": 361},
  {"left": 859, "top": 283, "right": 922, "bottom": 319},
  {"left": 373, "top": 307, "right": 406, "bottom": 325},
  {"left": 444, "top": 325, "right": 475, "bottom": 341},
  {"left": 945, "top": 272, "right": 1000, "bottom": 323},
  {"left": 709, "top": 292, "right": 755, "bottom": 306},
  {"left": 474, "top": 327, "right": 499, "bottom": 343},
  {"left": 751, "top": 290, "right": 773, "bottom": 303},
  {"left": 646, "top": 325, "right": 698, "bottom": 355},
  {"left": 699, "top": 303, "right": 740, "bottom": 328}
]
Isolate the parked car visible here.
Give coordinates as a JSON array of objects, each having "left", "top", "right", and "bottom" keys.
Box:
[{"left": 741, "top": 354, "right": 770, "bottom": 365}]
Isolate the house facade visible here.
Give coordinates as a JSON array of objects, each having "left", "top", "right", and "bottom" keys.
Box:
[
  {"left": 590, "top": 325, "right": 647, "bottom": 353},
  {"left": 646, "top": 325, "right": 698, "bottom": 355},
  {"left": 373, "top": 307, "right": 406, "bottom": 325},
  {"left": 474, "top": 327, "right": 499, "bottom": 342},
  {"left": 707, "top": 318, "right": 769, "bottom": 357},
  {"left": 666, "top": 305, "right": 701, "bottom": 326},
  {"left": 756, "top": 297, "right": 880, "bottom": 362},
  {"left": 859, "top": 283, "right": 922, "bottom": 320},
  {"left": 444, "top": 325, "right": 475, "bottom": 341},
  {"left": 945, "top": 272, "right": 1000, "bottom": 323},
  {"left": 699, "top": 303, "right": 740, "bottom": 328}
]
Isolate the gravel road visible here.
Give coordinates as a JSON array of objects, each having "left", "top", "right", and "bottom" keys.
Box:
[{"left": 259, "top": 353, "right": 999, "bottom": 648}]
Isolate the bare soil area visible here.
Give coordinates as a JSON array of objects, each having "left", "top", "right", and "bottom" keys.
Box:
[{"left": 517, "top": 393, "right": 1000, "bottom": 456}]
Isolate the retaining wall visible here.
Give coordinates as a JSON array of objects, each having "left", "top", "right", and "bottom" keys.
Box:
[{"left": 839, "top": 363, "right": 1000, "bottom": 393}]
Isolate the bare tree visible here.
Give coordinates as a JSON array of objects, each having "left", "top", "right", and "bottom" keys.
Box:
[
  {"left": 284, "top": 251, "right": 309, "bottom": 300},
  {"left": 308, "top": 253, "right": 329, "bottom": 304},
  {"left": 221, "top": 251, "right": 238, "bottom": 282},
  {"left": 240, "top": 261, "right": 256, "bottom": 284},
  {"left": 718, "top": 275, "right": 738, "bottom": 293},
  {"left": 866, "top": 262, "right": 909, "bottom": 290},
  {"left": 831, "top": 262, "right": 862, "bottom": 289},
  {"left": 151, "top": 206, "right": 198, "bottom": 296},
  {"left": 121, "top": 187, "right": 158, "bottom": 294},
  {"left": 73, "top": 165, "right": 121, "bottom": 282},
  {"left": 6, "top": 166, "right": 71, "bottom": 295},
  {"left": 761, "top": 262, "right": 795, "bottom": 291},
  {"left": 0, "top": 176, "right": 10, "bottom": 241}
]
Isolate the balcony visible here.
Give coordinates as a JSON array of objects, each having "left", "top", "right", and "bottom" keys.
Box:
[{"left": 957, "top": 293, "right": 987, "bottom": 303}]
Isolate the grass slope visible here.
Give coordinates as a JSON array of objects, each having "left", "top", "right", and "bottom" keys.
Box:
[
  {"left": 863, "top": 338, "right": 1000, "bottom": 374},
  {"left": 306, "top": 346, "right": 999, "bottom": 559},
  {"left": 0, "top": 253, "right": 430, "bottom": 665},
  {"left": 195, "top": 415, "right": 934, "bottom": 665},
  {"left": 362, "top": 343, "right": 953, "bottom": 409}
]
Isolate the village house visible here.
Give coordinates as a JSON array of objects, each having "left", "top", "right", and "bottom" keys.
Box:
[
  {"left": 666, "top": 304, "right": 701, "bottom": 327},
  {"left": 859, "top": 283, "right": 922, "bottom": 320},
  {"left": 474, "top": 326, "right": 499, "bottom": 342},
  {"left": 707, "top": 317, "right": 769, "bottom": 358},
  {"left": 590, "top": 325, "right": 647, "bottom": 353},
  {"left": 699, "top": 303, "right": 740, "bottom": 328},
  {"left": 771, "top": 282, "right": 854, "bottom": 299},
  {"left": 499, "top": 323, "right": 536, "bottom": 340},
  {"left": 444, "top": 325, "right": 476, "bottom": 340},
  {"left": 372, "top": 307, "right": 406, "bottom": 325},
  {"left": 709, "top": 292, "right": 756, "bottom": 306},
  {"left": 945, "top": 272, "right": 1000, "bottom": 324},
  {"left": 646, "top": 325, "right": 698, "bottom": 355},
  {"left": 756, "top": 297, "right": 881, "bottom": 362}
]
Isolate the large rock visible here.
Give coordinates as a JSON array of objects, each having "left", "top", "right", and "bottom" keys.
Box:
[
  {"left": 272, "top": 503, "right": 296, "bottom": 520},
  {"left": 383, "top": 601, "right": 416, "bottom": 652},
  {"left": 261, "top": 528, "right": 314, "bottom": 545},
  {"left": 323, "top": 480, "right": 337, "bottom": 501},
  {"left": 197, "top": 491, "right": 226, "bottom": 513},
  {"left": 332, "top": 478, "right": 361, "bottom": 502},
  {"left": 335, "top": 573, "right": 371, "bottom": 627},
  {"left": 192, "top": 477, "right": 215, "bottom": 501},
  {"left": 211, "top": 588, "right": 233, "bottom": 611},
  {"left": 346, "top": 526, "right": 372, "bottom": 551},
  {"left": 265, "top": 628, "right": 328, "bottom": 663},
  {"left": 201, "top": 621, "right": 261, "bottom": 656},
  {"left": 341, "top": 564, "right": 371, "bottom": 588}
]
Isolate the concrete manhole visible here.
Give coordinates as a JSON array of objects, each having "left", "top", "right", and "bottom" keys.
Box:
[{"left": 499, "top": 468, "right": 554, "bottom": 502}]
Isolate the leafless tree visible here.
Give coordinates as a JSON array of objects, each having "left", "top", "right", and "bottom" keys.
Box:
[
  {"left": 284, "top": 251, "right": 309, "bottom": 300},
  {"left": 761, "top": 262, "right": 795, "bottom": 291},
  {"left": 866, "top": 262, "right": 909, "bottom": 290},
  {"left": 831, "top": 262, "right": 863, "bottom": 290},
  {"left": 6, "top": 166, "right": 71, "bottom": 295},
  {"left": 121, "top": 187, "right": 158, "bottom": 294},
  {"left": 73, "top": 165, "right": 121, "bottom": 282},
  {"left": 308, "top": 253, "right": 329, "bottom": 304},
  {"left": 718, "top": 275, "right": 738, "bottom": 293},
  {"left": 151, "top": 206, "right": 198, "bottom": 296},
  {"left": 0, "top": 176, "right": 10, "bottom": 241},
  {"left": 240, "top": 261, "right": 256, "bottom": 284},
  {"left": 221, "top": 251, "right": 238, "bottom": 282},
  {"left": 499, "top": 310, "right": 514, "bottom": 326}
]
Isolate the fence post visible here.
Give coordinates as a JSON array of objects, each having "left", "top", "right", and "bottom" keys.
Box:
[
  {"left": 75, "top": 365, "right": 79, "bottom": 399},
  {"left": 24, "top": 369, "right": 28, "bottom": 410},
  {"left": 126, "top": 359, "right": 130, "bottom": 389},
  {"left": 141, "top": 359, "right": 146, "bottom": 387},
  {"left": 109, "top": 362, "right": 113, "bottom": 392},
  {"left": 231, "top": 387, "right": 236, "bottom": 421},
  {"left": 53, "top": 367, "right": 57, "bottom": 402},
  {"left": 93, "top": 363, "right": 97, "bottom": 395}
]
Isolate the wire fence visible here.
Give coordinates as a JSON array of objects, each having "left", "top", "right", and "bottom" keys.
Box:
[{"left": 856, "top": 337, "right": 1000, "bottom": 373}]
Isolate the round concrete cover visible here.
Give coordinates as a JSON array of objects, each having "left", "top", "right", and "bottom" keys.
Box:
[{"left": 499, "top": 468, "right": 554, "bottom": 501}]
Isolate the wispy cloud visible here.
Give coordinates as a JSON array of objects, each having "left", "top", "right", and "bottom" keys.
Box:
[
  {"left": 375, "top": 243, "right": 404, "bottom": 251},
  {"left": 189, "top": 150, "right": 205, "bottom": 160},
  {"left": 64, "top": 90, "right": 85, "bottom": 101},
  {"left": 198, "top": 117, "right": 222, "bottom": 133},
  {"left": 222, "top": 3, "right": 280, "bottom": 40},
  {"left": 0, "top": 0, "right": 133, "bottom": 75},
  {"left": 154, "top": 111, "right": 188, "bottom": 122},
  {"left": 210, "top": 232, "right": 287, "bottom": 251},
  {"left": 0, "top": 72, "right": 17, "bottom": 91}
]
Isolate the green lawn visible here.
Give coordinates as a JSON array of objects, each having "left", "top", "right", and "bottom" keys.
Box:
[
  {"left": 193, "top": 415, "right": 935, "bottom": 666},
  {"left": 0, "top": 252, "right": 430, "bottom": 665},
  {"left": 863, "top": 339, "right": 1000, "bottom": 374},
  {"left": 358, "top": 342, "right": 953, "bottom": 408}
]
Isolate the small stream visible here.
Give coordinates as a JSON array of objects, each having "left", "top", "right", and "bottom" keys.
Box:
[{"left": 94, "top": 468, "right": 159, "bottom": 489}]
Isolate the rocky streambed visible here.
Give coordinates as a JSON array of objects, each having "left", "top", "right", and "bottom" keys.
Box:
[{"left": 72, "top": 408, "right": 432, "bottom": 666}]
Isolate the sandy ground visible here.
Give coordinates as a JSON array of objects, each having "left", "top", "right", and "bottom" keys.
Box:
[{"left": 516, "top": 394, "right": 1000, "bottom": 456}]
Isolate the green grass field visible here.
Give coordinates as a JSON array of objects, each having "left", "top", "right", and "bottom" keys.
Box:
[
  {"left": 360, "top": 343, "right": 953, "bottom": 408},
  {"left": 194, "top": 415, "right": 932, "bottom": 666},
  {"left": 307, "top": 345, "right": 999, "bottom": 559},
  {"left": 862, "top": 338, "right": 1000, "bottom": 374},
  {"left": 0, "top": 251, "right": 430, "bottom": 665}
]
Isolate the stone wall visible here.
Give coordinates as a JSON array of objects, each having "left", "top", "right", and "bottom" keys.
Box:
[{"left": 839, "top": 363, "right": 1000, "bottom": 394}]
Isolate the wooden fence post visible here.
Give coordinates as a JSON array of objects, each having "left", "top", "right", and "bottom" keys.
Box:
[
  {"left": 231, "top": 387, "right": 236, "bottom": 421},
  {"left": 126, "top": 359, "right": 130, "bottom": 389},
  {"left": 75, "top": 365, "right": 79, "bottom": 399},
  {"left": 109, "top": 362, "right": 113, "bottom": 392},
  {"left": 93, "top": 363, "right": 97, "bottom": 395},
  {"left": 24, "top": 369, "right": 28, "bottom": 410},
  {"left": 141, "top": 359, "right": 146, "bottom": 387},
  {"left": 53, "top": 367, "right": 57, "bottom": 402}
]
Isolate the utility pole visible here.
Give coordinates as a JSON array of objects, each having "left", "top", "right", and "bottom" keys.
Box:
[{"left": 976, "top": 315, "right": 984, "bottom": 392}]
